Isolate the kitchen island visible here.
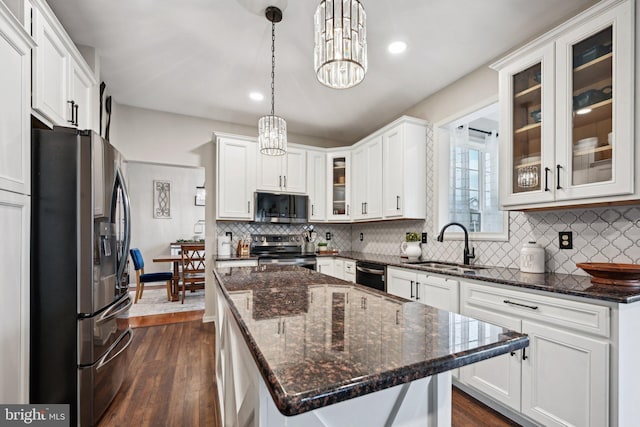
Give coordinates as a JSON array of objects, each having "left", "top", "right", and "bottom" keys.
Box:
[{"left": 213, "top": 265, "right": 528, "bottom": 426}]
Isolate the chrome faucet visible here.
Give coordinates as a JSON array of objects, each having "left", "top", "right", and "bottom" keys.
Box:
[{"left": 437, "top": 222, "right": 475, "bottom": 265}]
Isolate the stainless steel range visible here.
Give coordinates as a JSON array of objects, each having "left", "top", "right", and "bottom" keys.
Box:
[{"left": 250, "top": 234, "right": 317, "bottom": 270}]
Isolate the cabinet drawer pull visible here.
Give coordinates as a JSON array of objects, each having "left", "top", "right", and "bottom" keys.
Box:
[
  {"left": 410, "top": 280, "right": 414, "bottom": 299},
  {"left": 503, "top": 299, "right": 538, "bottom": 310},
  {"left": 415, "top": 282, "right": 420, "bottom": 300},
  {"left": 556, "top": 164, "right": 562, "bottom": 190},
  {"left": 544, "top": 167, "right": 551, "bottom": 192},
  {"left": 396, "top": 195, "right": 400, "bottom": 210}
]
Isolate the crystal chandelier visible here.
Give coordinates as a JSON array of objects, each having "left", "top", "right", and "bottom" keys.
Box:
[
  {"left": 314, "top": 0, "right": 367, "bottom": 89},
  {"left": 258, "top": 6, "right": 287, "bottom": 156}
]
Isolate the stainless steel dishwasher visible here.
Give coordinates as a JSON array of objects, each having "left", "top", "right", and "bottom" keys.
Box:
[{"left": 355, "top": 261, "right": 385, "bottom": 292}]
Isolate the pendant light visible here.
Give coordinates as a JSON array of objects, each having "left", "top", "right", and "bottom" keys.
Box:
[
  {"left": 314, "top": 0, "right": 367, "bottom": 89},
  {"left": 258, "top": 6, "right": 287, "bottom": 156}
]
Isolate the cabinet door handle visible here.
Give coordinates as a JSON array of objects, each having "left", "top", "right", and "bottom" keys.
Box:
[
  {"left": 503, "top": 299, "right": 538, "bottom": 310},
  {"left": 415, "top": 282, "right": 420, "bottom": 300},
  {"left": 410, "top": 280, "right": 414, "bottom": 299},
  {"left": 279, "top": 175, "right": 282, "bottom": 188},
  {"left": 247, "top": 201, "right": 251, "bottom": 213},
  {"left": 361, "top": 203, "right": 364, "bottom": 214},
  {"left": 283, "top": 176, "right": 287, "bottom": 188},
  {"left": 510, "top": 351, "right": 516, "bottom": 356},
  {"left": 74, "top": 104, "right": 79, "bottom": 126},
  {"left": 396, "top": 195, "right": 400, "bottom": 210},
  {"left": 347, "top": 204, "right": 350, "bottom": 215},
  {"left": 311, "top": 204, "right": 314, "bottom": 216},
  {"left": 364, "top": 202, "right": 368, "bottom": 214},
  {"left": 522, "top": 347, "right": 528, "bottom": 361},
  {"left": 67, "top": 100, "right": 75, "bottom": 124},
  {"left": 544, "top": 167, "right": 551, "bottom": 192},
  {"left": 556, "top": 164, "right": 562, "bottom": 190}
]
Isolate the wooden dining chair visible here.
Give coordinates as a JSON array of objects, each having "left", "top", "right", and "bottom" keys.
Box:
[
  {"left": 179, "top": 244, "right": 206, "bottom": 304},
  {"left": 129, "top": 248, "right": 174, "bottom": 303}
]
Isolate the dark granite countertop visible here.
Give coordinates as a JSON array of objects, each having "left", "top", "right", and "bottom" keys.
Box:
[
  {"left": 213, "top": 265, "right": 528, "bottom": 416},
  {"left": 330, "top": 251, "right": 640, "bottom": 304}
]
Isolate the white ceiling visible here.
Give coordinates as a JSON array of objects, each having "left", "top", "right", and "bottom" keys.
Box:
[{"left": 48, "top": 0, "right": 596, "bottom": 143}]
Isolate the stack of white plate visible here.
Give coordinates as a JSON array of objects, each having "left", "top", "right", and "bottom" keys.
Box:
[{"left": 574, "top": 137, "right": 598, "bottom": 151}]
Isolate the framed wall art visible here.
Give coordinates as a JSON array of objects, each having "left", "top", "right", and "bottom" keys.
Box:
[{"left": 153, "top": 180, "right": 171, "bottom": 218}]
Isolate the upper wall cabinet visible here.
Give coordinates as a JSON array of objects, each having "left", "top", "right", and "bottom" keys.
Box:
[
  {"left": 307, "top": 149, "right": 326, "bottom": 221},
  {"left": 351, "top": 135, "right": 382, "bottom": 221},
  {"left": 256, "top": 146, "right": 307, "bottom": 194},
  {"left": 494, "top": 0, "right": 635, "bottom": 210},
  {"left": 382, "top": 118, "right": 428, "bottom": 219},
  {"left": 0, "top": 3, "right": 34, "bottom": 195},
  {"left": 32, "top": 0, "right": 96, "bottom": 130},
  {"left": 326, "top": 151, "right": 351, "bottom": 221},
  {"left": 216, "top": 134, "right": 257, "bottom": 220}
]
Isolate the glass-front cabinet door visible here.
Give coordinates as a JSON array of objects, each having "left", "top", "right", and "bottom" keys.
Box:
[
  {"left": 499, "top": 45, "right": 555, "bottom": 207},
  {"left": 326, "top": 152, "right": 351, "bottom": 221},
  {"left": 555, "top": 1, "right": 633, "bottom": 200}
]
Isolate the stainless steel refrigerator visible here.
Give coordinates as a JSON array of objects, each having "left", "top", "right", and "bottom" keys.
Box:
[{"left": 30, "top": 126, "right": 132, "bottom": 426}]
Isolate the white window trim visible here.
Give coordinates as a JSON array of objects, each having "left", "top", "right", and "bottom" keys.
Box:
[{"left": 433, "top": 96, "right": 509, "bottom": 242}]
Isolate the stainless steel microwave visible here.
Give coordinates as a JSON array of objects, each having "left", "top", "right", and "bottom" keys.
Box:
[{"left": 254, "top": 192, "right": 308, "bottom": 224}]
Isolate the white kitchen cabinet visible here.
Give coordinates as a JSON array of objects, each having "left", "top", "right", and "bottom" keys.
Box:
[
  {"left": 326, "top": 151, "right": 351, "bottom": 221},
  {"left": 386, "top": 267, "right": 459, "bottom": 312},
  {"left": 0, "top": 3, "right": 33, "bottom": 195},
  {"left": 333, "top": 258, "right": 345, "bottom": 280},
  {"left": 344, "top": 260, "right": 356, "bottom": 283},
  {"left": 306, "top": 150, "right": 326, "bottom": 221},
  {"left": 351, "top": 135, "right": 383, "bottom": 220},
  {"left": 494, "top": 0, "right": 635, "bottom": 209},
  {"left": 316, "top": 257, "right": 334, "bottom": 276},
  {"left": 32, "top": 0, "right": 96, "bottom": 129},
  {"left": 216, "top": 134, "right": 257, "bottom": 220},
  {"left": 0, "top": 189, "right": 30, "bottom": 404},
  {"left": 521, "top": 320, "right": 608, "bottom": 427},
  {"left": 256, "top": 145, "right": 306, "bottom": 194},
  {"left": 381, "top": 118, "right": 427, "bottom": 219},
  {"left": 459, "top": 280, "right": 610, "bottom": 427}
]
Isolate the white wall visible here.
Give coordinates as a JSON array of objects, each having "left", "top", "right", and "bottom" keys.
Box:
[{"left": 127, "top": 162, "right": 205, "bottom": 274}]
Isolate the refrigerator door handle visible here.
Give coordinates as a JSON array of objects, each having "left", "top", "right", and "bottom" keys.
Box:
[
  {"left": 111, "top": 168, "right": 132, "bottom": 288},
  {"left": 96, "top": 295, "right": 132, "bottom": 326},
  {"left": 96, "top": 328, "right": 133, "bottom": 372}
]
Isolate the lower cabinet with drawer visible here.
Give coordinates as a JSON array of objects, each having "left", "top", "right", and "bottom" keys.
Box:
[
  {"left": 458, "top": 281, "right": 609, "bottom": 427},
  {"left": 386, "top": 266, "right": 459, "bottom": 312}
]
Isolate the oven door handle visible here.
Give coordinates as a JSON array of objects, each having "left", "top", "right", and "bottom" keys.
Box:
[{"left": 356, "top": 266, "right": 385, "bottom": 275}]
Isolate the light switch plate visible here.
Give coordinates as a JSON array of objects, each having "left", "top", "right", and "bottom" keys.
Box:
[
  {"left": 422, "top": 232, "right": 427, "bottom": 244},
  {"left": 326, "top": 232, "right": 332, "bottom": 240}
]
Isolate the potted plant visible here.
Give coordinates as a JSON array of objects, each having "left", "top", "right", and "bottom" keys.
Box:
[
  {"left": 401, "top": 232, "right": 422, "bottom": 260},
  {"left": 317, "top": 242, "right": 328, "bottom": 253}
]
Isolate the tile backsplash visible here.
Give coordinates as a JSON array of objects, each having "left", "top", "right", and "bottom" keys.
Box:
[{"left": 217, "top": 123, "right": 640, "bottom": 275}]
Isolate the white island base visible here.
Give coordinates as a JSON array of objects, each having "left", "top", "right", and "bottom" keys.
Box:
[{"left": 216, "top": 302, "right": 453, "bottom": 427}]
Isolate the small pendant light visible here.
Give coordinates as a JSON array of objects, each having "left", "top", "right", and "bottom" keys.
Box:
[
  {"left": 258, "top": 6, "right": 287, "bottom": 156},
  {"left": 314, "top": 0, "right": 367, "bottom": 89}
]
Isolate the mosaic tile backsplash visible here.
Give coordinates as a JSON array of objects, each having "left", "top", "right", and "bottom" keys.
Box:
[{"left": 217, "top": 124, "right": 640, "bottom": 276}]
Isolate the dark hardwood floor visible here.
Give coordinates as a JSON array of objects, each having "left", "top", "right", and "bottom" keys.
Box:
[
  {"left": 100, "top": 313, "right": 519, "bottom": 426},
  {"left": 98, "top": 314, "right": 220, "bottom": 427}
]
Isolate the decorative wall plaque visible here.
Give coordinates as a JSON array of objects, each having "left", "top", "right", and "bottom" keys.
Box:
[{"left": 153, "top": 180, "right": 171, "bottom": 218}]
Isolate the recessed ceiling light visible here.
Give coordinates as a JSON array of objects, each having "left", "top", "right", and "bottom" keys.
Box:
[
  {"left": 388, "top": 41, "right": 407, "bottom": 54},
  {"left": 249, "top": 92, "right": 264, "bottom": 101}
]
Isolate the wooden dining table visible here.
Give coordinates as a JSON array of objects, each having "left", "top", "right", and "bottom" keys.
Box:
[{"left": 152, "top": 255, "right": 182, "bottom": 302}]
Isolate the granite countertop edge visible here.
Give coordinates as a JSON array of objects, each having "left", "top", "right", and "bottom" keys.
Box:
[{"left": 212, "top": 268, "right": 529, "bottom": 416}]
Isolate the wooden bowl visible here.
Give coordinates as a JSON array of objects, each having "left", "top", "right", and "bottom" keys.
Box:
[{"left": 576, "top": 262, "right": 640, "bottom": 287}]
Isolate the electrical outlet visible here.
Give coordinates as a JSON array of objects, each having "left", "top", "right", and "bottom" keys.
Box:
[
  {"left": 359, "top": 233, "right": 364, "bottom": 241},
  {"left": 422, "top": 232, "right": 427, "bottom": 244},
  {"left": 225, "top": 231, "right": 232, "bottom": 240},
  {"left": 326, "top": 232, "right": 332, "bottom": 240},
  {"left": 559, "top": 231, "right": 573, "bottom": 249}
]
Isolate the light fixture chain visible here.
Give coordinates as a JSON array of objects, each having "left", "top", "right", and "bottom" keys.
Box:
[{"left": 271, "top": 21, "right": 275, "bottom": 117}]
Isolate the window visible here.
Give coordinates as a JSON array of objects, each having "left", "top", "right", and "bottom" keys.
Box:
[{"left": 436, "top": 101, "right": 508, "bottom": 240}]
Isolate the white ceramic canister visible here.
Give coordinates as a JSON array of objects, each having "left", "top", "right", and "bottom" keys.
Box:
[{"left": 520, "top": 241, "right": 545, "bottom": 273}]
